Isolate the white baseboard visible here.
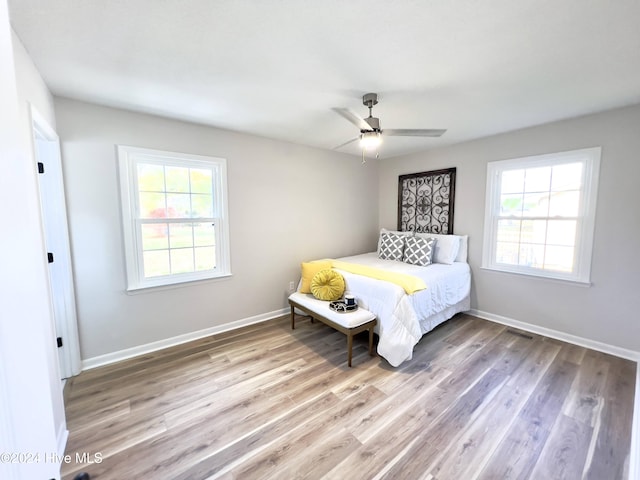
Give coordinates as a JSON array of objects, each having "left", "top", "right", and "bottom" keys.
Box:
[
  {"left": 468, "top": 309, "right": 640, "bottom": 362},
  {"left": 82, "top": 307, "right": 289, "bottom": 370}
]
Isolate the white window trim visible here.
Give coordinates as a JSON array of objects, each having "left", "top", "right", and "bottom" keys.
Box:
[
  {"left": 117, "top": 145, "right": 231, "bottom": 291},
  {"left": 481, "top": 147, "right": 601, "bottom": 285}
]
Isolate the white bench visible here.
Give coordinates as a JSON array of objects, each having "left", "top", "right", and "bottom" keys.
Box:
[{"left": 288, "top": 292, "right": 377, "bottom": 367}]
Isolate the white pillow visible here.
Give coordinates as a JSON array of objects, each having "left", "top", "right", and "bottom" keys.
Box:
[
  {"left": 415, "top": 232, "right": 461, "bottom": 264},
  {"left": 455, "top": 235, "right": 468, "bottom": 263}
]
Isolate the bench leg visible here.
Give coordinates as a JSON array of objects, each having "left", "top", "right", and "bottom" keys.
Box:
[
  {"left": 290, "top": 304, "right": 295, "bottom": 330},
  {"left": 347, "top": 333, "right": 353, "bottom": 367},
  {"left": 368, "top": 324, "right": 375, "bottom": 356}
]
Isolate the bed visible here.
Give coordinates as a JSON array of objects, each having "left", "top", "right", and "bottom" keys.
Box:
[{"left": 319, "top": 231, "right": 471, "bottom": 367}]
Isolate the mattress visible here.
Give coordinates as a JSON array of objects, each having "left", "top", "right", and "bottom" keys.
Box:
[{"left": 333, "top": 252, "right": 471, "bottom": 366}]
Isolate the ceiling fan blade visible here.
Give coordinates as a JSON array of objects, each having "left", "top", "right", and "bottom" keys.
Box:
[
  {"left": 333, "top": 108, "right": 372, "bottom": 131},
  {"left": 333, "top": 137, "right": 359, "bottom": 150},
  {"left": 384, "top": 128, "right": 447, "bottom": 137}
]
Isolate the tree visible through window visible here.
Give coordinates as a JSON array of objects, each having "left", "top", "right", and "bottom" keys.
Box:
[
  {"left": 482, "top": 147, "right": 600, "bottom": 283},
  {"left": 118, "top": 146, "right": 230, "bottom": 290}
]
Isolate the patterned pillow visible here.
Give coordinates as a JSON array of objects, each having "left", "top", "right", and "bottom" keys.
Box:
[
  {"left": 403, "top": 236, "right": 436, "bottom": 266},
  {"left": 378, "top": 232, "right": 405, "bottom": 261}
]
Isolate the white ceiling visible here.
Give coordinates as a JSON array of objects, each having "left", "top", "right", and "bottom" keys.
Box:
[{"left": 8, "top": 0, "right": 640, "bottom": 159}]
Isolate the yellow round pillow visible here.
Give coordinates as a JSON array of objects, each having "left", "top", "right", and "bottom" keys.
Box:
[{"left": 310, "top": 269, "right": 345, "bottom": 301}]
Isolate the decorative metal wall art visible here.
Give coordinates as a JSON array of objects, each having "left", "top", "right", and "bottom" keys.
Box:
[{"left": 398, "top": 168, "right": 456, "bottom": 234}]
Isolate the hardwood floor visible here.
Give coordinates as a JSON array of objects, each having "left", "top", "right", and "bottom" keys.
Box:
[{"left": 61, "top": 313, "right": 636, "bottom": 479}]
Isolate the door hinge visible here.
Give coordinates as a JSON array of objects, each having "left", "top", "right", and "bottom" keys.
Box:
[
  {"left": 37, "top": 162, "right": 45, "bottom": 174},
  {"left": 47, "top": 252, "right": 54, "bottom": 263},
  {"left": 57, "top": 337, "right": 63, "bottom": 348}
]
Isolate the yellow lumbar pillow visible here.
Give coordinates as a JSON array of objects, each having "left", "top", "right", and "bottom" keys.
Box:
[
  {"left": 310, "top": 269, "right": 345, "bottom": 301},
  {"left": 300, "top": 260, "right": 332, "bottom": 294}
]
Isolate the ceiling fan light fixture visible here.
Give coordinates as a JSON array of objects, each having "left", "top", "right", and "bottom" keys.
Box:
[{"left": 360, "top": 131, "right": 381, "bottom": 150}]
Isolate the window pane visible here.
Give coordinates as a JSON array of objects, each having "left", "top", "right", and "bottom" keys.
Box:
[
  {"left": 195, "top": 246, "right": 216, "bottom": 271},
  {"left": 170, "top": 248, "right": 194, "bottom": 274},
  {"left": 497, "top": 219, "right": 520, "bottom": 242},
  {"left": 500, "top": 194, "right": 523, "bottom": 216},
  {"left": 169, "top": 223, "right": 193, "bottom": 248},
  {"left": 165, "top": 166, "right": 190, "bottom": 193},
  {"left": 522, "top": 192, "right": 550, "bottom": 216},
  {"left": 194, "top": 223, "right": 215, "bottom": 246},
  {"left": 141, "top": 223, "right": 168, "bottom": 250},
  {"left": 191, "top": 168, "right": 213, "bottom": 194},
  {"left": 549, "top": 190, "right": 580, "bottom": 217},
  {"left": 524, "top": 167, "right": 551, "bottom": 193},
  {"left": 546, "top": 220, "right": 576, "bottom": 246},
  {"left": 544, "top": 245, "right": 574, "bottom": 272},
  {"left": 551, "top": 163, "right": 582, "bottom": 191},
  {"left": 519, "top": 243, "right": 545, "bottom": 268},
  {"left": 501, "top": 170, "right": 524, "bottom": 194},
  {"left": 143, "top": 250, "right": 170, "bottom": 277},
  {"left": 139, "top": 192, "right": 166, "bottom": 218},
  {"left": 520, "top": 220, "right": 547, "bottom": 244},
  {"left": 166, "top": 193, "right": 191, "bottom": 218},
  {"left": 137, "top": 164, "right": 164, "bottom": 192},
  {"left": 496, "top": 242, "right": 519, "bottom": 265},
  {"left": 191, "top": 194, "right": 214, "bottom": 218}
]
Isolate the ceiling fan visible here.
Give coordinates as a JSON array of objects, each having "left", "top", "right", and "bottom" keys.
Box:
[{"left": 333, "top": 93, "right": 446, "bottom": 152}]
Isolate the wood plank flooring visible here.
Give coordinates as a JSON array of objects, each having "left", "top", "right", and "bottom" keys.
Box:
[{"left": 61, "top": 313, "right": 636, "bottom": 480}]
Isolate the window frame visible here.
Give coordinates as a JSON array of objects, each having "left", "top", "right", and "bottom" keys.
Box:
[
  {"left": 118, "top": 145, "right": 231, "bottom": 291},
  {"left": 481, "top": 147, "right": 601, "bottom": 284}
]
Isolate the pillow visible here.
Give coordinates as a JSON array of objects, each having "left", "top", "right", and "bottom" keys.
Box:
[
  {"left": 455, "top": 235, "right": 468, "bottom": 263},
  {"left": 300, "top": 260, "right": 332, "bottom": 293},
  {"left": 310, "top": 269, "right": 345, "bottom": 301},
  {"left": 403, "top": 236, "right": 436, "bottom": 266},
  {"left": 415, "top": 233, "right": 460, "bottom": 264},
  {"left": 377, "top": 228, "right": 412, "bottom": 255},
  {"left": 378, "top": 231, "right": 406, "bottom": 261}
]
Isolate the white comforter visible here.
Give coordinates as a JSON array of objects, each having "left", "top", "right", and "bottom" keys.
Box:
[{"left": 334, "top": 253, "right": 471, "bottom": 366}]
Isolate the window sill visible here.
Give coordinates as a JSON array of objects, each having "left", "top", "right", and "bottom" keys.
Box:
[
  {"left": 479, "top": 266, "right": 591, "bottom": 287},
  {"left": 125, "top": 273, "right": 233, "bottom": 295}
]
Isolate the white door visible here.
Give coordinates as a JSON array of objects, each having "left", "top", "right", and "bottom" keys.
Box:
[{"left": 31, "top": 107, "right": 81, "bottom": 379}]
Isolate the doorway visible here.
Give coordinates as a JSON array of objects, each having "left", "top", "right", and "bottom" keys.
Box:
[{"left": 31, "top": 106, "right": 81, "bottom": 379}]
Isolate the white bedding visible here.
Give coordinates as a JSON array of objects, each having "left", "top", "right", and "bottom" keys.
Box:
[{"left": 333, "top": 252, "right": 471, "bottom": 367}]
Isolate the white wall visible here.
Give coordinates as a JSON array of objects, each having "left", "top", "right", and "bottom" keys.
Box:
[
  {"left": 0, "top": 5, "right": 65, "bottom": 478},
  {"left": 10, "top": 27, "right": 68, "bottom": 452},
  {"left": 380, "top": 104, "right": 640, "bottom": 353},
  {"left": 54, "top": 97, "right": 380, "bottom": 361},
  {"left": 12, "top": 29, "right": 56, "bottom": 127}
]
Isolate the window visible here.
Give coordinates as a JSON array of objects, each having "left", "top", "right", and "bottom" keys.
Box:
[
  {"left": 482, "top": 147, "right": 600, "bottom": 284},
  {"left": 118, "top": 146, "right": 231, "bottom": 290}
]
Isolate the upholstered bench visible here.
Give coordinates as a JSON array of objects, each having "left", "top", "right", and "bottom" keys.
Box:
[{"left": 288, "top": 292, "right": 377, "bottom": 367}]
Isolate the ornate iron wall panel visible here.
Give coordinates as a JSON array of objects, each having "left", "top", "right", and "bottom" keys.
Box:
[{"left": 398, "top": 168, "right": 456, "bottom": 234}]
